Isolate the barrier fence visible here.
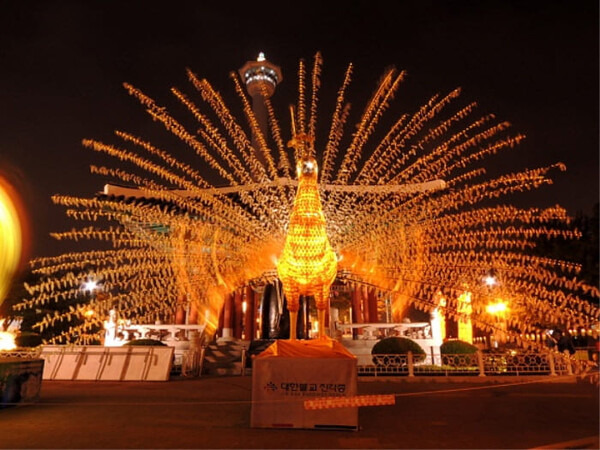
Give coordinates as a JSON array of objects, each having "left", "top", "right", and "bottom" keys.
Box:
[
  {"left": 357, "top": 350, "right": 592, "bottom": 377},
  {"left": 4, "top": 347, "right": 596, "bottom": 379}
]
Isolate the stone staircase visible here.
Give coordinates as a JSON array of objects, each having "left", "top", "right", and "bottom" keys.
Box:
[{"left": 201, "top": 339, "right": 250, "bottom": 376}]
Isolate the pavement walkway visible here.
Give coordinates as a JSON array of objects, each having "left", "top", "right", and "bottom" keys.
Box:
[{"left": 1, "top": 374, "right": 598, "bottom": 449}]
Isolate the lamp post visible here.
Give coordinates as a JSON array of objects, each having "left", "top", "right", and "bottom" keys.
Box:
[
  {"left": 82, "top": 280, "right": 98, "bottom": 293},
  {"left": 482, "top": 271, "right": 509, "bottom": 348}
]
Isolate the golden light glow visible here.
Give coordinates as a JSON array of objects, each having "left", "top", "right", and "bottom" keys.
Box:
[
  {"left": 0, "top": 177, "right": 23, "bottom": 307},
  {"left": 13, "top": 53, "right": 599, "bottom": 346},
  {"left": 0, "top": 331, "right": 16, "bottom": 351},
  {"left": 486, "top": 301, "right": 508, "bottom": 316},
  {"left": 435, "top": 292, "right": 447, "bottom": 340}
]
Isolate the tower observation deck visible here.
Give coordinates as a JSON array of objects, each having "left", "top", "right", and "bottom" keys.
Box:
[{"left": 238, "top": 53, "right": 282, "bottom": 175}]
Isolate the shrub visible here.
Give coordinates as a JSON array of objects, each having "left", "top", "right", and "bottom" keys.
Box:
[
  {"left": 440, "top": 340, "right": 478, "bottom": 368},
  {"left": 124, "top": 339, "right": 167, "bottom": 346},
  {"left": 440, "top": 339, "right": 478, "bottom": 355},
  {"left": 371, "top": 337, "right": 426, "bottom": 365},
  {"left": 14, "top": 332, "right": 42, "bottom": 348}
]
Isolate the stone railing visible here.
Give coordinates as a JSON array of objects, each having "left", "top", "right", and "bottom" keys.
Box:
[
  {"left": 337, "top": 322, "right": 432, "bottom": 340},
  {"left": 105, "top": 323, "right": 206, "bottom": 346}
]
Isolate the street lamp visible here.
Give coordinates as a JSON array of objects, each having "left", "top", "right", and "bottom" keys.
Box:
[
  {"left": 83, "top": 280, "right": 98, "bottom": 293},
  {"left": 484, "top": 275, "right": 497, "bottom": 287},
  {"left": 486, "top": 301, "right": 508, "bottom": 315}
]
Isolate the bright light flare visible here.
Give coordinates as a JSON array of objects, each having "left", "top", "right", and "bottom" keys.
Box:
[
  {"left": 82, "top": 280, "right": 98, "bottom": 292},
  {"left": 0, "top": 177, "right": 23, "bottom": 307},
  {"left": 484, "top": 275, "right": 498, "bottom": 287}
]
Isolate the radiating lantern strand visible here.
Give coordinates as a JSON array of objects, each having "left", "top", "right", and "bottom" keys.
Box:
[{"left": 14, "top": 52, "right": 599, "bottom": 346}]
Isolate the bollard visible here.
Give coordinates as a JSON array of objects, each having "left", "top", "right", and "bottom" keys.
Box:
[
  {"left": 198, "top": 346, "right": 206, "bottom": 377},
  {"left": 477, "top": 350, "right": 486, "bottom": 377},
  {"left": 565, "top": 352, "right": 573, "bottom": 376},
  {"left": 548, "top": 351, "right": 557, "bottom": 376},
  {"left": 407, "top": 351, "right": 414, "bottom": 377},
  {"left": 241, "top": 348, "right": 247, "bottom": 376}
]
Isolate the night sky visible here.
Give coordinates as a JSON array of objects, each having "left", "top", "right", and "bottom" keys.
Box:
[{"left": 0, "top": 0, "right": 597, "bottom": 261}]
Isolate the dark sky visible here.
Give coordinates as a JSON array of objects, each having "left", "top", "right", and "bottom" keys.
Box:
[{"left": 0, "top": 0, "right": 598, "bottom": 260}]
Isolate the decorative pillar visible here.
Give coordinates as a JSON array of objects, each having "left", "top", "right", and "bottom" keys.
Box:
[
  {"left": 457, "top": 291, "right": 473, "bottom": 344},
  {"left": 188, "top": 302, "right": 198, "bottom": 324},
  {"left": 217, "top": 305, "right": 224, "bottom": 336},
  {"left": 351, "top": 285, "right": 363, "bottom": 339},
  {"left": 436, "top": 293, "right": 447, "bottom": 341},
  {"left": 368, "top": 289, "right": 379, "bottom": 323},
  {"left": 325, "top": 294, "right": 331, "bottom": 337},
  {"left": 222, "top": 293, "right": 234, "bottom": 339},
  {"left": 361, "top": 286, "right": 370, "bottom": 323},
  {"left": 430, "top": 308, "right": 444, "bottom": 365},
  {"left": 175, "top": 305, "right": 186, "bottom": 325},
  {"left": 244, "top": 286, "right": 255, "bottom": 340},
  {"left": 234, "top": 290, "right": 244, "bottom": 339}
]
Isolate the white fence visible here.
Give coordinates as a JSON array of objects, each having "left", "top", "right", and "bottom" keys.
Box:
[
  {"left": 7, "top": 346, "right": 591, "bottom": 380},
  {"left": 39, "top": 345, "right": 174, "bottom": 381},
  {"left": 357, "top": 350, "right": 585, "bottom": 377}
]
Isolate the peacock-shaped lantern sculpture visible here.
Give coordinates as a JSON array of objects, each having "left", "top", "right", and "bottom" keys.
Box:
[
  {"left": 277, "top": 116, "right": 338, "bottom": 340},
  {"left": 15, "top": 52, "right": 598, "bottom": 346}
]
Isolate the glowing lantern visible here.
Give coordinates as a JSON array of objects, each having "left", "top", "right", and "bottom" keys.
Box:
[
  {"left": 486, "top": 301, "right": 508, "bottom": 316},
  {"left": 457, "top": 291, "right": 473, "bottom": 344},
  {"left": 487, "top": 300, "right": 509, "bottom": 346},
  {"left": 277, "top": 138, "right": 337, "bottom": 340},
  {"left": 432, "top": 292, "right": 446, "bottom": 341}
]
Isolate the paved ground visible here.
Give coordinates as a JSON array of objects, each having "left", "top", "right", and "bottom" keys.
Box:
[{"left": 1, "top": 374, "right": 598, "bottom": 449}]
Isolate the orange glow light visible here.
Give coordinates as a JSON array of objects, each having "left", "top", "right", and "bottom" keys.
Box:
[
  {"left": 0, "top": 331, "right": 16, "bottom": 351},
  {"left": 0, "top": 177, "right": 23, "bottom": 307},
  {"left": 486, "top": 301, "right": 508, "bottom": 316}
]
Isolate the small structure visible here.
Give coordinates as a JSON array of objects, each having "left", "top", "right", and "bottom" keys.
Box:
[
  {"left": 251, "top": 338, "right": 357, "bottom": 430},
  {"left": 0, "top": 356, "right": 44, "bottom": 407}
]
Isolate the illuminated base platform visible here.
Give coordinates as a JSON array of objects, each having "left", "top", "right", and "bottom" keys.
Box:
[{"left": 251, "top": 338, "right": 358, "bottom": 430}]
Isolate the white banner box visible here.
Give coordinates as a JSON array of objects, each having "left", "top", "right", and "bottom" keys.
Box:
[{"left": 251, "top": 340, "right": 358, "bottom": 430}]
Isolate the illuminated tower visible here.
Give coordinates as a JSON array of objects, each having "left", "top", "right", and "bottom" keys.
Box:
[{"left": 238, "top": 52, "right": 283, "bottom": 172}]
